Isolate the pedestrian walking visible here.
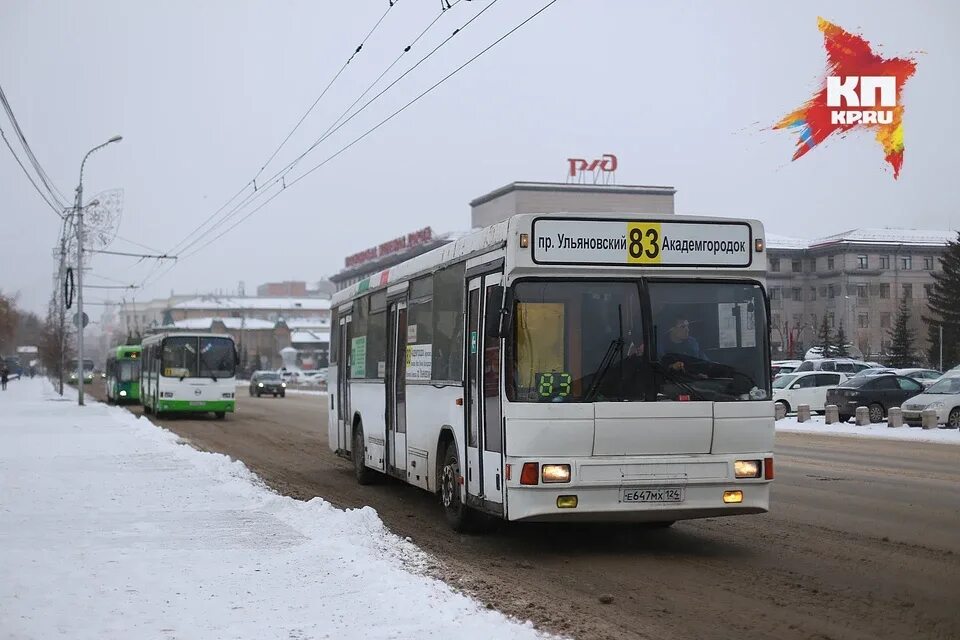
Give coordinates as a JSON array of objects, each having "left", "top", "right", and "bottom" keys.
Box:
[{"left": 1, "top": 365, "right": 8, "bottom": 391}]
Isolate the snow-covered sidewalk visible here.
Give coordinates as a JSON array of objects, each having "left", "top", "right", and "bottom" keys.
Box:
[
  {"left": 0, "top": 378, "right": 548, "bottom": 639},
  {"left": 776, "top": 413, "right": 960, "bottom": 445}
]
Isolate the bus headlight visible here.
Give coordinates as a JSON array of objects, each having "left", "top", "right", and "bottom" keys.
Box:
[
  {"left": 281, "top": 382, "right": 287, "bottom": 388},
  {"left": 119, "top": 390, "right": 127, "bottom": 397},
  {"left": 734, "top": 460, "right": 761, "bottom": 478},
  {"left": 258, "top": 382, "right": 264, "bottom": 387},
  {"left": 542, "top": 464, "right": 571, "bottom": 483}
]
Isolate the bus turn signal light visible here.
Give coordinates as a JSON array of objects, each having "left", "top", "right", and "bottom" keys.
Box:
[
  {"left": 520, "top": 233, "right": 529, "bottom": 248},
  {"left": 520, "top": 462, "right": 539, "bottom": 485},
  {"left": 723, "top": 490, "right": 743, "bottom": 504},
  {"left": 764, "top": 457, "right": 774, "bottom": 480},
  {"left": 556, "top": 495, "right": 578, "bottom": 509}
]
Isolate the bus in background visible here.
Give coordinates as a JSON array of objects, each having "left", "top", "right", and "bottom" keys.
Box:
[
  {"left": 68, "top": 358, "right": 95, "bottom": 384},
  {"left": 328, "top": 212, "right": 774, "bottom": 532},
  {"left": 106, "top": 345, "right": 142, "bottom": 404},
  {"left": 140, "top": 332, "right": 238, "bottom": 419}
]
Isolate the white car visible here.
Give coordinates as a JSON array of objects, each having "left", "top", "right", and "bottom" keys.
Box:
[
  {"left": 793, "top": 358, "right": 876, "bottom": 374},
  {"left": 894, "top": 368, "right": 943, "bottom": 388},
  {"left": 773, "top": 371, "right": 849, "bottom": 413},
  {"left": 900, "top": 375, "right": 960, "bottom": 428},
  {"left": 772, "top": 360, "right": 802, "bottom": 378}
]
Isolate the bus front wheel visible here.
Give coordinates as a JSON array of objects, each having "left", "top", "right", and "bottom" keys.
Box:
[
  {"left": 441, "top": 441, "right": 481, "bottom": 533},
  {"left": 215, "top": 411, "right": 226, "bottom": 420},
  {"left": 352, "top": 423, "right": 376, "bottom": 485}
]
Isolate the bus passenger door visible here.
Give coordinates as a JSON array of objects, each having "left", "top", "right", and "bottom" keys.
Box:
[
  {"left": 386, "top": 302, "right": 408, "bottom": 477},
  {"left": 338, "top": 314, "right": 352, "bottom": 453},
  {"left": 480, "top": 274, "right": 505, "bottom": 509},
  {"left": 465, "top": 273, "right": 505, "bottom": 512}
]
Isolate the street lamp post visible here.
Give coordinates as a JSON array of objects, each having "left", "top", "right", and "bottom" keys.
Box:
[{"left": 75, "top": 135, "right": 122, "bottom": 406}]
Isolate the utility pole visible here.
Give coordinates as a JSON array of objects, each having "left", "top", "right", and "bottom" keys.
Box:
[
  {"left": 74, "top": 135, "right": 122, "bottom": 406},
  {"left": 940, "top": 324, "right": 944, "bottom": 371},
  {"left": 58, "top": 221, "right": 68, "bottom": 395}
]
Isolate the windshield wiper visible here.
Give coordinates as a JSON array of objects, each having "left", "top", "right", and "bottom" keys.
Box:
[
  {"left": 584, "top": 337, "right": 624, "bottom": 402},
  {"left": 585, "top": 305, "right": 625, "bottom": 403},
  {"left": 198, "top": 351, "right": 219, "bottom": 382}
]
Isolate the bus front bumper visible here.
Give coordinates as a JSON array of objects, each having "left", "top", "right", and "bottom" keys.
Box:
[{"left": 503, "top": 455, "right": 772, "bottom": 522}]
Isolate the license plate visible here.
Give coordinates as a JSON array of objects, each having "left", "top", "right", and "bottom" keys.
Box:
[
  {"left": 189, "top": 401, "right": 205, "bottom": 406},
  {"left": 619, "top": 487, "right": 685, "bottom": 503}
]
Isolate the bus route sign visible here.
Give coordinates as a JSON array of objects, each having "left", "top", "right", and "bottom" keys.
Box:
[{"left": 531, "top": 218, "right": 753, "bottom": 267}]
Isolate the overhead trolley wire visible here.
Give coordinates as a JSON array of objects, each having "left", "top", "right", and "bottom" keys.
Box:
[
  {"left": 143, "top": 0, "right": 559, "bottom": 288},
  {"left": 162, "top": 2, "right": 403, "bottom": 261},
  {"left": 0, "top": 123, "right": 65, "bottom": 218},
  {"left": 143, "top": 0, "right": 559, "bottom": 291},
  {"left": 0, "top": 81, "right": 69, "bottom": 208},
  {"left": 169, "top": 0, "right": 486, "bottom": 262}
]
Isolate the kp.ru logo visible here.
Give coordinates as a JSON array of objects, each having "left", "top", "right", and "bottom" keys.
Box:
[
  {"left": 775, "top": 18, "right": 917, "bottom": 178},
  {"left": 827, "top": 76, "right": 895, "bottom": 125}
]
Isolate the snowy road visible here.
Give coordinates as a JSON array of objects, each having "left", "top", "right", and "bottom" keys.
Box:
[
  {"left": 0, "top": 379, "right": 550, "bottom": 640},
  {"left": 76, "top": 379, "right": 960, "bottom": 640}
]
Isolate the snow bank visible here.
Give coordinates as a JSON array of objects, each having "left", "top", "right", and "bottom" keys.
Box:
[
  {"left": 776, "top": 414, "right": 960, "bottom": 445},
  {"left": 0, "top": 378, "right": 552, "bottom": 639}
]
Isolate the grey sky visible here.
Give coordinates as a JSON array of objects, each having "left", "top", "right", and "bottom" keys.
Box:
[{"left": 2, "top": 0, "right": 958, "bottom": 316}]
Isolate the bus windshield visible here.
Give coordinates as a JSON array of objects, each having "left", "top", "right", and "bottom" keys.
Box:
[
  {"left": 118, "top": 360, "right": 141, "bottom": 382},
  {"left": 507, "top": 279, "right": 769, "bottom": 403},
  {"left": 162, "top": 337, "right": 236, "bottom": 379}
]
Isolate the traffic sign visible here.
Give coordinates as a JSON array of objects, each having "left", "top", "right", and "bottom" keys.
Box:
[{"left": 73, "top": 312, "right": 89, "bottom": 329}]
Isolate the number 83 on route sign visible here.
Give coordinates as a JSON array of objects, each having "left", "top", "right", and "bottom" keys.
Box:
[{"left": 627, "top": 222, "right": 662, "bottom": 264}]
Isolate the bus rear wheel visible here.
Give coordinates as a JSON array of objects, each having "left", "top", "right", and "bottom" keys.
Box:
[
  {"left": 440, "top": 441, "right": 481, "bottom": 533},
  {"left": 215, "top": 411, "right": 226, "bottom": 420}
]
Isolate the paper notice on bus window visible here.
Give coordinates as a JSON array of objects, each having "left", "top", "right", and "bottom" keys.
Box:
[
  {"left": 516, "top": 303, "right": 564, "bottom": 388},
  {"left": 377, "top": 361, "right": 385, "bottom": 378},
  {"left": 406, "top": 344, "right": 432, "bottom": 380},
  {"left": 351, "top": 336, "right": 366, "bottom": 378},
  {"left": 717, "top": 303, "right": 738, "bottom": 348},
  {"left": 407, "top": 324, "right": 417, "bottom": 343},
  {"left": 739, "top": 303, "right": 756, "bottom": 347}
]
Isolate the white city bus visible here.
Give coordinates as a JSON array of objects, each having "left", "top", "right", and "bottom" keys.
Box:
[
  {"left": 140, "top": 332, "right": 238, "bottom": 419},
  {"left": 329, "top": 213, "right": 774, "bottom": 531}
]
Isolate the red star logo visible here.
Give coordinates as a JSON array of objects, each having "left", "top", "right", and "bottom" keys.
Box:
[{"left": 775, "top": 18, "right": 917, "bottom": 178}]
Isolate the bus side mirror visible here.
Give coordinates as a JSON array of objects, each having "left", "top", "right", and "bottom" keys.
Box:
[{"left": 484, "top": 286, "right": 512, "bottom": 338}]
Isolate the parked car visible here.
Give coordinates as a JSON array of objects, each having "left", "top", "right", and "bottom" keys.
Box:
[
  {"left": 900, "top": 376, "right": 960, "bottom": 428},
  {"left": 794, "top": 358, "right": 877, "bottom": 374},
  {"left": 850, "top": 367, "right": 896, "bottom": 379},
  {"left": 300, "top": 369, "right": 329, "bottom": 386},
  {"left": 894, "top": 368, "right": 943, "bottom": 388},
  {"left": 772, "top": 360, "right": 803, "bottom": 378},
  {"left": 773, "top": 371, "right": 848, "bottom": 412},
  {"left": 825, "top": 375, "right": 926, "bottom": 423},
  {"left": 279, "top": 369, "right": 303, "bottom": 384},
  {"left": 249, "top": 371, "right": 286, "bottom": 398}
]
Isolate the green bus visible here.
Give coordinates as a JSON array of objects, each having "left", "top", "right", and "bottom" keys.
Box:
[{"left": 106, "top": 345, "right": 142, "bottom": 404}]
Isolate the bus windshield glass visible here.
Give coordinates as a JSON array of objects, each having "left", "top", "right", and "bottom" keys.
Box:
[
  {"left": 199, "top": 337, "right": 237, "bottom": 378},
  {"left": 648, "top": 281, "right": 769, "bottom": 401},
  {"left": 162, "top": 337, "right": 236, "bottom": 379},
  {"left": 507, "top": 279, "right": 769, "bottom": 403},
  {"left": 118, "top": 360, "right": 141, "bottom": 382}
]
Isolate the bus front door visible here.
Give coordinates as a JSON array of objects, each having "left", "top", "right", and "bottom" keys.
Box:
[
  {"left": 386, "top": 301, "right": 408, "bottom": 478},
  {"left": 338, "top": 314, "right": 352, "bottom": 454},
  {"left": 466, "top": 273, "right": 505, "bottom": 514}
]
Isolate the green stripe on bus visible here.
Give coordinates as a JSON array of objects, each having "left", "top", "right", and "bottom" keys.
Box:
[{"left": 156, "top": 400, "right": 236, "bottom": 412}]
